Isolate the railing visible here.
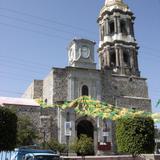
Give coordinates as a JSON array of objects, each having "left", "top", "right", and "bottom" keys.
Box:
[{"left": 0, "top": 151, "right": 14, "bottom": 160}]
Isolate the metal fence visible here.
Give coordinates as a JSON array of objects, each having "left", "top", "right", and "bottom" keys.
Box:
[{"left": 0, "top": 151, "right": 14, "bottom": 160}]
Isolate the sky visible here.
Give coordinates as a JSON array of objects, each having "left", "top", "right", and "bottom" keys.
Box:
[{"left": 0, "top": 0, "right": 160, "bottom": 114}]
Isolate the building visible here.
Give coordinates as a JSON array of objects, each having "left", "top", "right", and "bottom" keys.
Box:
[{"left": 1, "top": 0, "right": 151, "bottom": 155}]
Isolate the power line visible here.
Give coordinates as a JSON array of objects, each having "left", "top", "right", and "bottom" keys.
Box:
[
  {"left": 0, "top": 21, "right": 70, "bottom": 40},
  {"left": 0, "top": 62, "right": 47, "bottom": 74},
  {"left": 0, "top": 89, "right": 23, "bottom": 95},
  {"left": 0, "top": 73, "right": 35, "bottom": 82},
  {"left": 0, "top": 14, "right": 80, "bottom": 36},
  {"left": 0, "top": 7, "right": 95, "bottom": 34},
  {"left": 0, "top": 56, "right": 50, "bottom": 71}
]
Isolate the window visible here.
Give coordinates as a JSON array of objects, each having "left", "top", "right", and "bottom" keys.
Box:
[
  {"left": 82, "top": 85, "right": 89, "bottom": 96},
  {"left": 110, "top": 49, "right": 116, "bottom": 67},
  {"left": 123, "top": 49, "right": 130, "bottom": 67},
  {"left": 120, "top": 20, "right": 127, "bottom": 34},
  {"left": 109, "top": 21, "right": 114, "bottom": 35}
]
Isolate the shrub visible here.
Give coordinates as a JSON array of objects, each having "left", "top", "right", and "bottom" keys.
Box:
[
  {"left": 0, "top": 107, "right": 17, "bottom": 151},
  {"left": 116, "top": 116, "right": 155, "bottom": 157}
]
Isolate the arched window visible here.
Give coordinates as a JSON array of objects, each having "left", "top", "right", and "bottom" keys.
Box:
[
  {"left": 123, "top": 49, "right": 130, "bottom": 67},
  {"left": 82, "top": 85, "right": 89, "bottom": 96},
  {"left": 120, "top": 20, "right": 127, "bottom": 34},
  {"left": 109, "top": 20, "right": 115, "bottom": 35},
  {"left": 110, "top": 49, "right": 116, "bottom": 67}
]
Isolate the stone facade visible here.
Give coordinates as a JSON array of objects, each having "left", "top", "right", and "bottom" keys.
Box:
[
  {"left": 21, "top": 0, "right": 152, "bottom": 156},
  {"left": 22, "top": 80, "right": 43, "bottom": 99}
]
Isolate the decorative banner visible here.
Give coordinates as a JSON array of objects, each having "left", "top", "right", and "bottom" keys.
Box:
[{"left": 36, "top": 96, "right": 160, "bottom": 123}]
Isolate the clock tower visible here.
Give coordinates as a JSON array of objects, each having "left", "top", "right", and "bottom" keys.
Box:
[{"left": 68, "top": 39, "right": 96, "bottom": 69}]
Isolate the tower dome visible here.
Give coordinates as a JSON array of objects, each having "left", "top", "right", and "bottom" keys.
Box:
[{"left": 105, "top": 0, "right": 123, "bottom": 5}]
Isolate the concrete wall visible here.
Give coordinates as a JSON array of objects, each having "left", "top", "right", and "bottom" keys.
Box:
[
  {"left": 53, "top": 68, "right": 68, "bottom": 103},
  {"left": 61, "top": 155, "right": 160, "bottom": 160},
  {"left": 67, "top": 67, "right": 101, "bottom": 101},
  {"left": 22, "top": 80, "right": 43, "bottom": 99},
  {"left": 43, "top": 70, "right": 54, "bottom": 105}
]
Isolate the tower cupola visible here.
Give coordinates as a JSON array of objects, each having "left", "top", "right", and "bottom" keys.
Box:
[{"left": 98, "top": 0, "right": 140, "bottom": 76}]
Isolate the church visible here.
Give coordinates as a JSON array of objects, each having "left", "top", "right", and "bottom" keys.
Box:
[{"left": 0, "top": 0, "right": 151, "bottom": 155}]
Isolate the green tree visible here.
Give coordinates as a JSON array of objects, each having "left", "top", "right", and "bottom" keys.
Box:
[
  {"left": 17, "top": 116, "right": 38, "bottom": 146},
  {"left": 70, "top": 134, "right": 94, "bottom": 159},
  {"left": 116, "top": 116, "right": 155, "bottom": 157},
  {"left": 47, "top": 138, "right": 68, "bottom": 155},
  {"left": 0, "top": 107, "right": 17, "bottom": 151}
]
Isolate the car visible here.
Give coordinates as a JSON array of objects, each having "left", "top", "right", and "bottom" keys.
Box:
[
  {"left": 11, "top": 147, "right": 59, "bottom": 160},
  {"left": 24, "top": 153, "right": 59, "bottom": 160}
]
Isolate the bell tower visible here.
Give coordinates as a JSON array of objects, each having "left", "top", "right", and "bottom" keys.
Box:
[{"left": 98, "top": 0, "right": 140, "bottom": 76}]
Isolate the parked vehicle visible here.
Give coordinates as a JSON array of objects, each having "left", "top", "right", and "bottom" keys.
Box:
[
  {"left": 11, "top": 147, "right": 59, "bottom": 160},
  {"left": 24, "top": 153, "right": 59, "bottom": 160}
]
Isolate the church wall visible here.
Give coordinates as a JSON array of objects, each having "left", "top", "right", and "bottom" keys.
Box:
[
  {"left": 102, "top": 72, "right": 151, "bottom": 111},
  {"left": 5, "top": 105, "right": 41, "bottom": 132},
  {"left": 22, "top": 81, "right": 34, "bottom": 99},
  {"left": 111, "top": 75, "right": 149, "bottom": 98},
  {"left": 40, "top": 107, "right": 58, "bottom": 142},
  {"left": 67, "top": 67, "right": 102, "bottom": 101},
  {"left": 34, "top": 80, "right": 43, "bottom": 99},
  {"left": 116, "top": 96, "right": 151, "bottom": 111},
  {"left": 22, "top": 80, "right": 43, "bottom": 99},
  {"left": 4, "top": 105, "right": 58, "bottom": 143},
  {"left": 52, "top": 68, "right": 68, "bottom": 103},
  {"left": 43, "top": 70, "right": 54, "bottom": 105}
]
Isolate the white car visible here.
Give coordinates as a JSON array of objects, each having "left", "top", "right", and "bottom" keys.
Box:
[{"left": 24, "top": 153, "right": 59, "bottom": 160}]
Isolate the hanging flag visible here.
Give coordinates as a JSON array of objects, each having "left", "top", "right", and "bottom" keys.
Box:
[{"left": 156, "top": 99, "right": 160, "bottom": 107}]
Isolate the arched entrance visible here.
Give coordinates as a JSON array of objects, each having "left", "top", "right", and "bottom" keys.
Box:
[
  {"left": 77, "top": 120, "right": 94, "bottom": 139},
  {"left": 77, "top": 120, "right": 94, "bottom": 155}
]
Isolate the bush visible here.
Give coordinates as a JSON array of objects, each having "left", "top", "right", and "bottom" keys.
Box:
[
  {"left": 0, "top": 107, "right": 17, "bottom": 151},
  {"left": 16, "top": 116, "right": 38, "bottom": 146},
  {"left": 116, "top": 116, "right": 155, "bottom": 157},
  {"left": 47, "top": 138, "right": 68, "bottom": 155},
  {"left": 70, "top": 134, "right": 94, "bottom": 156}
]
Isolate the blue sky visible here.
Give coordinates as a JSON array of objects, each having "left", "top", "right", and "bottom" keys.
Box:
[{"left": 0, "top": 0, "right": 160, "bottom": 114}]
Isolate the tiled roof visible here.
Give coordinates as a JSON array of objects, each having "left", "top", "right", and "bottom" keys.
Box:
[{"left": 0, "top": 97, "right": 40, "bottom": 107}]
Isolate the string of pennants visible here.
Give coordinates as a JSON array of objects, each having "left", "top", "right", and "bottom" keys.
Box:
[{"left": 36, "top": 96, "right": 160, "bottom": 123}]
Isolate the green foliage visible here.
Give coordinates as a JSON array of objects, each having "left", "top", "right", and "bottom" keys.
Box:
[
  {"left": 47, "top": 138, "right": 68, "bottom": 154},
  {"left": 16, "top": 116, "right": 38, "bottom": 146},
  {"left": 70, "top": 134, "right": 94, "bottom": 156},
  {"left": 0, "top": 107, "right": 17, "bottom": 151},
  {"left": 116, "top": 116, "right": 155, "bottom": 157}
]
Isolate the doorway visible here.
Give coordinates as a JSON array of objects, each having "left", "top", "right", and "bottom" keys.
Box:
[{"left": 77, "top": 120, "right": 94, "bottom": 155}]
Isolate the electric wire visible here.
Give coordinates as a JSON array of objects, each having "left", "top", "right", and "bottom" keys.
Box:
[
  {"left": 0, "top": 22, "right": 70, "bottom": 40},
  {"left": 0, "top": 7, "right": 96, "bottom": 34},
  {"left": 0, "top": 14, "right": 80, "bottom": 36}
]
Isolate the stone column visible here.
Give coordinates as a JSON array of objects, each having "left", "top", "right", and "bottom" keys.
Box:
[
  {"left": 126, "top": 18, "right": 131, "bottom": 35},
  {"left": 130, "top": 48, "right": 134, "bottom": 69},
  {"left": 100, "top": 24, "right": 103, "bottom": 41},
  {"left": 131, "top": 21, "right": 135, "bottom": 37},
  {"left": 119, "top": 47, "right": 124, "bottom": 74},
  {"left": 105, "top": 18, "right": 109, "bottom": 35},
  {"left": 103, "top": 49, "right": 107, "bottom": 67},
  {"left": 117, "top": 16, "right": 121, "bottom": 34},
  {"left": 114, "top": 16, "right": 118, "bottom": 34},
  {"left": 115, "top": 47, "right": 120, "bottom": 67},
  {"left": 106, "top": 47, "right": 110, "bottom": 66},
  {"left": 135, "top": 50, "right": 139, "bottom": 71}
]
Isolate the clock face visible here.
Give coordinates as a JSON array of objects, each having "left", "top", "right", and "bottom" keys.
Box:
[{"left": 81, "top": 46, "right": 90, "bottom": 58}]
